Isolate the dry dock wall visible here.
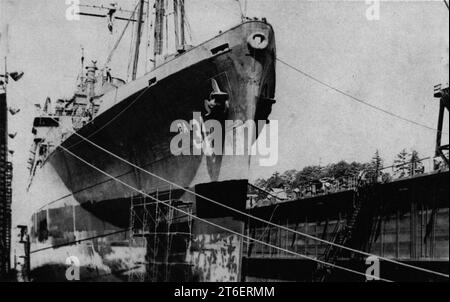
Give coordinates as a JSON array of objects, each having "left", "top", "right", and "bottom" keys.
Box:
[{"left": 243, "top": 171, "right": 449, "bottom": 282}]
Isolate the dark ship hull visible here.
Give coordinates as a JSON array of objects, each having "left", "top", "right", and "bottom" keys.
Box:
[{"left": 26, "top": 21, "right": 276, "bottom": 281}]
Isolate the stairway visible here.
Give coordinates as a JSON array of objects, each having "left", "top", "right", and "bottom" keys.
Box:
[{"left": 313, "top": 187, "right": 367, "bottom": 282}]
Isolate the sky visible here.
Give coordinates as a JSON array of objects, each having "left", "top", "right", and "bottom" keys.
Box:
[{"left": 0, "top": 0, "right": 449, "bottom": 226}]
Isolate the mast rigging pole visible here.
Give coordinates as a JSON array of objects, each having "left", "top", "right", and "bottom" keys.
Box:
[
  {"left": 154, "top": 0, "right": 165, "bottom": 60},
  {"left": 180, "top": 0, "right": 186, "bottom": 48},
  {"left": 131, "top": 0, "right": 146, "bottom": 80},
  {"left": 77, "top": 2, "right": 142, "bottom": 72},
  {"left": 173, "top": 0, "right": 180, "bottom": 51}
]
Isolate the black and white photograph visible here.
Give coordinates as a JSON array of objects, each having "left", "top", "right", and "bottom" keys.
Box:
[{"left": 0, "top": 0, "right": 448, "bottom": 288}]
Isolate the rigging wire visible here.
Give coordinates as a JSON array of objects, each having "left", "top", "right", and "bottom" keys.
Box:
[
  {"left": 15, "top": 84, "right": 449, "bottom": 279},
  {"left": 30, "top": 111, "right": 450, "bottom": 278},
  {"left": 127, "top": 14, "right": 137, "bottom": 81},
  {"left": 8, "top": 0, "right": 448, "bottom": 283},
  {"left": 65, "top": 85, "right": 152, "bottom": 151},
  {"left": 11, "top": 24, "right": 450, "bottom": 276},
  {"left": 103, "top": 1, "right": 140, "bottom": 71},
  {"left": 235, "top": 0, "right": 246, "bottom": 21},
  {"left": 276, "top": 57, "right": 448, "bottom": 135},
  {"left": 11, "top": 9, "right": 448, "bottom": 278},
  {"left": 32, "top": 131, "right": 440, "bottom": 213},
  {"left": 48, "top": 143, "right": 395, "bottom": 282},
  {"left": 33, "top": 152, "right": 442, "bottom": 214},
  {"left": 255, "top": 204, "right": 279, "bottom": 242},
  {"left": 26, "top": 112, "right": 381, "bottom": 283},
  {"left": 180, "top": 0, "right": 193, "bottom": 45},
  {"left": 65, "top": 126, "right": 450, "bottom": 279},
  {"left": 144, "top": 0, "right": 153, "bottom": 73},
  {"left": 165, "top": 0, "right": 169, "bottom": 55},
  {"left": 205, "top": 2, "right": 447, "bottom": 135}
]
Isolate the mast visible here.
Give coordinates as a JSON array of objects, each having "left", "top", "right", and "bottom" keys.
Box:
[
  {"left": 77, "top": 2, "right": 144, "bottom": 78},
  {"left": 165, "top": 0, "right": 169, "bottom": 55},
  {"left": 131, "top": 0, "right": 145, "bottom": 81},
  {"left": 180, "top": 0, "right": 186, "bottom": 48},
  {"left": 154, "top": 0, "right": 165, "bottom": 59},
  {"left": 173, "top": 0, "right": 180, "bottom": 51},
  {"left": 80, "top": 47, "right": 85, "bottom": 87}
]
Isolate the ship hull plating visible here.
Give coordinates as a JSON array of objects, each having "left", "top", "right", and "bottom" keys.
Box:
[{"left": 26, "top": 21, "right": 276, "bottom": 281}]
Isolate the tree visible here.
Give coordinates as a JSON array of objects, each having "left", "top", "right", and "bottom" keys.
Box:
[
  {"left": 393, "top": 149, "right": 409, "bottom": 178},
  {"left": 293, "top": 165, "right": 323, "bottom": 187},
  {"left": 409, "top": 149, "right": 424, "bottom": 176},
  {"left": 325, "top": 160, "right": 362, "bottom": 179},
  {"left": 366, "top": 150, "right": 384, "bottom": 182},
  {"left": 280, "top": 169, "right": 298, "bottom": 187},
  {"left": 264, "top": 172, "right": 284, "bottom": 190}
]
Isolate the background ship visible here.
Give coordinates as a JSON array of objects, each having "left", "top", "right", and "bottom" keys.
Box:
[{"left": 24, "top": 0, "right": 276, "bottom": 281}]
